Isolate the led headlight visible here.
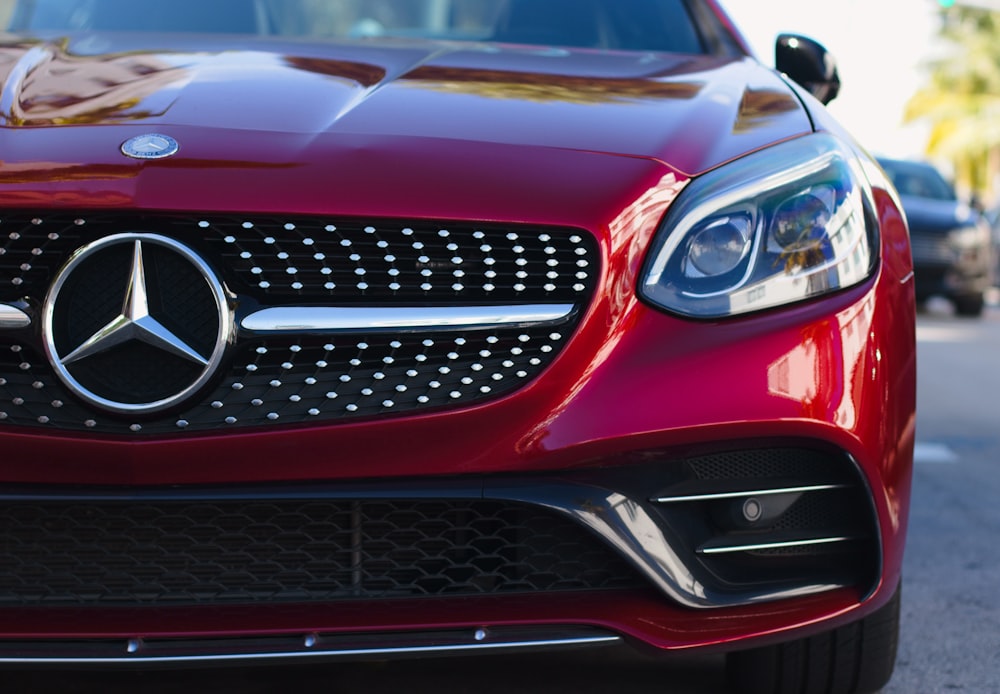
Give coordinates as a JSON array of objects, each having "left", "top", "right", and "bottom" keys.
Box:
[{"left": 640, "top": 134, "right": 877, "bottom": 318}]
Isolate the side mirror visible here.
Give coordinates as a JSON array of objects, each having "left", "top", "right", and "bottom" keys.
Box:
[{"left": 775, "top": 34, "right": 841, "bottom": 105}]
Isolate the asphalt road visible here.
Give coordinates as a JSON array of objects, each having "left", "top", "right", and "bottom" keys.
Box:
[
  {"left": 7, "top": 299, "right": 1000, "bottom": 693},
  {"left": 882, "top": 297, "right": 1000, "bottom": 694}
]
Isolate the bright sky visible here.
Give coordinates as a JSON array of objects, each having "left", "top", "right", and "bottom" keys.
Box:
[{"left": 718, "top": 0, "right": 941, "bottom": 160}]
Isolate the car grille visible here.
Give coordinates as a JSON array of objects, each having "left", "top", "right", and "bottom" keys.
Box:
[
  {"left": 908, "top": 232, "right": 954, "bottom": 264},
  {"left": 0, "top": 496, "right": 643, "bottom": 607},
  {"left": 0, "top": 213, "right": 598, "bottom": 434}
]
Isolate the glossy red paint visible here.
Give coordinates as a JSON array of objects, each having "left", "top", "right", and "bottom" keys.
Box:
[
  {"left": 0, "top": 38, "right": 809, "bottom": 185},
  {"left": 0, "top": 2, "right": 915, "bottom": 675}
]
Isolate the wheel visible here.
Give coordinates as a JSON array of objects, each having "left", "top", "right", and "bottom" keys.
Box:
[
  {"left": 953, "top": 294, "right": 984, "bottom": 317},
  {"left": 725, "top": 585, "right": 901, "bottom": 694}
]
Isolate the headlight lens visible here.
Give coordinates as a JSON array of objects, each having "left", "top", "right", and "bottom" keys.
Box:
[
  {"left": 640, "top": 134, "right": 877, "bottom": 318},
  {"left": 948, "top": 222, "right": 990, "bottom": 250}
]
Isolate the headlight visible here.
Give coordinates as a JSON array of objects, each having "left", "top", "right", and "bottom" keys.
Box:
[
  {"left": 948, "top": 222, "right": 990, "bottom": 250},
  {"left": 640, "top": 134, "right": 877, "bottom": 318}
]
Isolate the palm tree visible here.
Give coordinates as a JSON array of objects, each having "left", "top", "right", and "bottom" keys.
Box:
[{"left": 904, "top": 6, "right": 1000, "bottom": 203}]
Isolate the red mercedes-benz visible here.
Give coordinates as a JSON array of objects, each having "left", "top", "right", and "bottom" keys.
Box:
[{"left": 0, "top": 1, "right": 915, "bottom": 692}]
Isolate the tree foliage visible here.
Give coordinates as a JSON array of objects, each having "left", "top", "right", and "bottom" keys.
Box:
[{"left": 904, "top": 7, "right": 1000, "bottom": 199}]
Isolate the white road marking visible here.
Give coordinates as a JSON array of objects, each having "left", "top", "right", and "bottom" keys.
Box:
[
  {"left": 913, "top": 442, "right": 958, "bottom": 464},
  {"left": 916, "top": 324, "right": 977, "bottom": 343}
]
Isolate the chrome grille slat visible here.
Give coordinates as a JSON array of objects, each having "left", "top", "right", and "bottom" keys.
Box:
[
  {"left": 697, "top": 534, "right": 857, "bottom": 555},
  {"left": 0, "top": 304, "right": 30, "bottom": 328},
  {"left": 652, "top": 483, "right": 847, "bottom": 504},
  {"left": 240, "top": 304, "right": 575, "bottom": 332}
]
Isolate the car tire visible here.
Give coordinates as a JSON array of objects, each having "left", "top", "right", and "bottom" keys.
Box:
[
  {"left": 725, "top": 584, "right": 901, "bottom": 694},
  {"left": 953, "top": 294, "right": 985, "bottom": 317}
]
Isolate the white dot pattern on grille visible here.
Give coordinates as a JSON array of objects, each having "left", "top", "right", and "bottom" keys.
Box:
[
  {"left": 0, "top": 214, "right": 596, "bottom": 434},
  {"left": 0, "top": 328, "right": 569, "bottom": 434},
  {"left": 206, "top": 219, "right": 594, "bottom": 302}
]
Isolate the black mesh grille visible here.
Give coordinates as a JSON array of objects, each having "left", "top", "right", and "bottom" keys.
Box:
[
  {"left": 0, "top": 213, "right": 596, "bottom": 304},
  {"left": 685, "top": 449, "right": 817, "bottom": 481},
  {"left": 0, "top": 326, "right": 569, "bottom": 433},
  {"left": 0, "top": 212, "right": 598, "bottom": 434},
  {"left": 0, "top": 497, "right": 643, "bottom": 607},
  {"left": 199, "top": 218, "right": 594, "bottom": 303}
]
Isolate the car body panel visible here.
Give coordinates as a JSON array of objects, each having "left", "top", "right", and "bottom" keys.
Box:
[
  {"left": 0, "top": 0, "right": 915, "bottom": 669},
  {"left": 0, "top": 36, "right": 810, "bottom": 179}
]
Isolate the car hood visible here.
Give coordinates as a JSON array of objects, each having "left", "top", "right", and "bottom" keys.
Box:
[
  {"left": 898, "top": 194, "right": 979, "bottom": 233},
  {"left": 0, "top": 34, "right": 811, "bottom": 177}
]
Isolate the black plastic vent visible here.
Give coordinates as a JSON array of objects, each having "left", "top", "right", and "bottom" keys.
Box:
[
  {"left": 0, "top": 498, "right": 643, "bottom": 607},
  {"left": 648, "top": 448, "right": 880, "bottom": 597}
]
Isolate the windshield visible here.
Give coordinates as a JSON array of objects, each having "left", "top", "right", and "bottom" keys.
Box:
[
  {"left": 878, "top": 159, "right": 958, "bottom": 202},
  {"left": 6, "top": 0, "right": 707, "bottom": 53}
]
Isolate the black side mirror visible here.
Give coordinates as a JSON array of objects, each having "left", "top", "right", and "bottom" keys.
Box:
[{"left": 775, "top": 34, "right": 841, "bottom": 105}]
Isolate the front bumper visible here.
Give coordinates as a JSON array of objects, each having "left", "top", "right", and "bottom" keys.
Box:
[
  {"left": 0, "top": 442, "right": 892, "bottom": 664},
  {"left": 0, "top": 446, "right": 878, "bottom": 612}
]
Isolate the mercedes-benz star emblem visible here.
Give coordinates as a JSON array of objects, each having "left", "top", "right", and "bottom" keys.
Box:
[
  {"left": 42, "top": 234, "right": 231, "bottom": 415},
  {"left": 121, "top": 133, "right": 180, "bottom": 160}
]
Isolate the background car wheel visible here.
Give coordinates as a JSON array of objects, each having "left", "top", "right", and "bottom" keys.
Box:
[
  {"left": 953, "top": 294, "right": 985, "bottom": 317},
  {"left": 725, "top": 584, "right": 900, "bottom": 694}
]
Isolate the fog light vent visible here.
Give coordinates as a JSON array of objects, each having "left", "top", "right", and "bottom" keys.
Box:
[{"left": 648, "top": 448, "right": 879, "bottom": 597}]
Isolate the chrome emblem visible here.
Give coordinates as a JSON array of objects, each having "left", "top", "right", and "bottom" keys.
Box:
[
  {"left": 121, "top": 133, "right": 179, "bottom": 160},
  {"left": 42, "top": 234, "right": 231, "bottom": 415}
]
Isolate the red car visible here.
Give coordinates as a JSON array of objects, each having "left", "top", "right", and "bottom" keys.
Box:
[{"left": 0, "top": 1, "right": 915, "bottom": 693}]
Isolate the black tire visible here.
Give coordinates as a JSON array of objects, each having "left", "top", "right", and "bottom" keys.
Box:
[
  {"left": 725, "top": 585, "right": 901, "bottom": 694},
  {"left": 953, "top": 294, "right": 985, "bottom": 317}
]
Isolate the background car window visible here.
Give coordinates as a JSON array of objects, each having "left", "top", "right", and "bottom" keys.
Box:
[{"left": 879, "top": 160, "right": 958, "bottom": 201}]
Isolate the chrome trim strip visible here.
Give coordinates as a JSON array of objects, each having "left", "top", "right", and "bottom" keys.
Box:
[
  {"left": 241, "top": 304, "right": 574, "bottom": 333},
  {"left": 699, "top": 536, "right": 854, "bottom": 556},
  {"left": 846, "top": 451, "right": 884, "bottom": 603},
  {"left": 0, "top": 304, "right": 31, "bottom": 329},
  {"left": 652, "top": 483, "right": 847, "bottom": 504},
  {"left": 0, "top": 634, "right": 621, "bottom": 665}
]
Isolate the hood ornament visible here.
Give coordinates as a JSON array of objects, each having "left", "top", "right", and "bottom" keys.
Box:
[{"left": 121, "top": 133, "right": 179, "bottom": 160}]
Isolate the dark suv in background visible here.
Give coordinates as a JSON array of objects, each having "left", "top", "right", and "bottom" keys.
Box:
[{"left": 878, "top": 157, "right": 994, "bottom": 316}]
